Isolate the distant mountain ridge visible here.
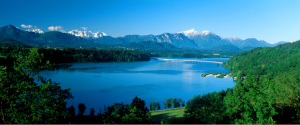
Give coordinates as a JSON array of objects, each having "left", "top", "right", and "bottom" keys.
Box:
[{"left": 0, "top": 25, "right": 291, "bottom": 50}]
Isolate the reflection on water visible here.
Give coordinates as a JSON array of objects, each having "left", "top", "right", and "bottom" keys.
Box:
[
  {"left": 38, "top": 57, "right": 235, "bottom": 115},
  {"left": 52, "top": 64, "right": 111, "bottom": 72}
]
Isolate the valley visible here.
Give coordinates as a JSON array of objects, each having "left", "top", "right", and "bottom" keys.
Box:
[{"left": 0, "top": 26, "right": 299, "bottom": 124}]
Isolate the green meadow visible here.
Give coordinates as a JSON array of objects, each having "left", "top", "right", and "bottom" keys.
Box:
[{"left": 150, "top": 107, "right": 185, "bottom": 124}]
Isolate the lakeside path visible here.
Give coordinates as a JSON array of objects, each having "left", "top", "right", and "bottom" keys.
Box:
[{"left": 157, "top": 58, "right": 223, "bottom": 64}]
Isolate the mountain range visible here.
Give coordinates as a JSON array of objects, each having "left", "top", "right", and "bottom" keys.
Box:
[{"left": 0, "top": 25, "right": 290, "bottom": 50}]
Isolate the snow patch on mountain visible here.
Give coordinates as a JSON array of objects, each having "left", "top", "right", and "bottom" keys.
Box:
[
  {"left": 177, "top": 29, "right": 217, "bottom": 38},
  {"left": 68, "top": 30, "right": 108, "bottom": 38},
  {"left": 225, "top": 37, "right": 243, "bottom": 42},
  {"left": 26, "top": 28, "right": 44, "bottom": 34}
]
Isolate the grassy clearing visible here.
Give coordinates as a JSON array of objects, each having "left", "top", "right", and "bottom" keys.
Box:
[{"left": 151, "top": 108, "right": 185, "bottom": 124}]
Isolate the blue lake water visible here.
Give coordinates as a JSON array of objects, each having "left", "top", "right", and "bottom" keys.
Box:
[{"left": 38, "top": 57, "right": 236, "bottom": 115}]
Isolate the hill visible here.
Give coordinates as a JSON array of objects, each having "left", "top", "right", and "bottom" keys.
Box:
[
  {"left": 0, "top": 37, "right": 31, "bottom": 48},
  {"left": 0, "top": 25, "right": 40, "bottom": 45},
  {"left": 222, "top": 39, "right": 300, "bottom": 123},
  {"left": 269, "top": 41, "right": 290, "bottom": 47},
  {"left": 34, "top": 31, "right": 93, "bottom": 45},
  {"left": 240, "top": 46, "right": 256, "bottom": 51},
  {"left": 225, "top": 39, "right": 300, "bottom": 78},
  {"left": 209, "top": 45, "right": 241, "bottom": 52}
]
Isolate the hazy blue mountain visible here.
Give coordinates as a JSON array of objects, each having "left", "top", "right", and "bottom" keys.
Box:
[
  {"left": 224, "top": 37, "right": 271, "bottom": 48},
  {"left": 178, "top": 29, "right": 231, "bottom": 49},
  {"left": 1, "top": 25, "right": 289, "bottom": 52},
  {"left": 270, "top": 41, "right": 290, "bottom": 47},
  {"left": 155, "top": 33, "right": 198, "bottom": 48},
  {"left": 0, "top": 25, "right": 40, "bottom": 45},
  {"left": 138, "top": 41, "right": 165, "bottom": 49},
  {"left": 0, "top": 25, "right": 107, "bottom": 47},
  {"left": 209, "top": 45, "right": 241, "bottom": 52},
  {"left": 159, "top": 42, "right": 178, "bottom": 49},
  {"left": 192, "top": 33, "right": 231, "bottom": 49},
  {"left": 124, "top": 42, "right": 145, "bottom": 49},
  {"left": 223, "top": 37, "right": 244, "bottom": 47},
  {"left": 93, "top": 33, "right": 198, "bottom": 48},
  {"left": 34, "top": 31, "right": 93, "bottom": 45},
  {"left": 122, "top": 35, "right": 155, "bottom": 43},
  {"left": 92, "top": 36, "right": 128, "bottom": 45},
  {"left": 0, "top": 37, "right": 31, "bottom": 48},
  {"left": 240, "top": 46, "right": 256, "bottom": 51},
  {"left": 241, "top": 38, "right": 270, "bottom": 48}
]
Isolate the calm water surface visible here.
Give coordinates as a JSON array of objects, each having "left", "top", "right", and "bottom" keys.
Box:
[{"left": 39, "top": 57, "right": 235, "bottom": 115}]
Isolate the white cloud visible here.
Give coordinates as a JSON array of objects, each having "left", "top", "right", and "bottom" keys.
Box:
[
  {"left": 81, "top": 27, "right": 88, "bottom": 30},
  {"left": 48, "top": 26, "right": 64, "bottom": 31},
  {"left": 21, "top": 24, "right": 32, "bottom": 28},
  {"left": 21, "top": 24, "right": 43, "bottom": 34}
]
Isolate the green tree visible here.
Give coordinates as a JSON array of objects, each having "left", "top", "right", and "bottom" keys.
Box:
[
  {"left": 173, "top": 98, "right": 180, "bottom": 108},
  {"left": 0, "top": 48, "right": 73, "bottom": 124},
  {"left": 184, "top": 89, "right": 231, "bottom": 124},
  {"left": 150, "top": 102, "right": 156, "bottom": 111},
  {"left": 224, "top": 76, "right": 277, "bottom": 124},
  {"left": 167, "top": 98, "right": 173, "bottom": 109},
  {"left": 156, "top": 102, "right": 161, "bottom": 110},
  {"left": 102, "top": 96, "right": 154, "bottom": 124},
  {"left": 182, "top": 100, "right": 186, "bottom": 107},
  {"left": 163, "top": 99, "right": 167, "bottom": 109}
]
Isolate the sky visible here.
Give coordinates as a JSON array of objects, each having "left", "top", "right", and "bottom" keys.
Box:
[{"left": 0, "top": 0, "right": 299, "bottom": 44}]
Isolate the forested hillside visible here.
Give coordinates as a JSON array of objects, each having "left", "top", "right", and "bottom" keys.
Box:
[
  {"left": 224, "top": 39, "right": 300, "bottom": 80},
  {"left": 0, "top": 37, "right": 31, "bottom": 48},
  {"left": 162, "top": 39, "right": 300, "bottom": 124},
  {"left": 221, "top": 39, "right": 300, "bottom": 123}
]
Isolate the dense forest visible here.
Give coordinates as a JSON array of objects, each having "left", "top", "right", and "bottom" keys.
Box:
[
  {"left": 0, "top": 47, "right": 150, "bottom": 65},
  {"left": 220, "top": 39, "right": 300, "bottom": 123}
]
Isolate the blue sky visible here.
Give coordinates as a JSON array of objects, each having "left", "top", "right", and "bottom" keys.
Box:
[{"left": 0, "top": 0, "right": 299, "bottom": 44}]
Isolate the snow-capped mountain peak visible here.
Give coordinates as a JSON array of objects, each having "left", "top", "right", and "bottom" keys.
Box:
[
  {"left": 26, "top": 28, "right": 44, "bottom": 34},
  {"left": 225, "top": 37, "right": 242, "bottom": 42},
  {"left": 67, "top": 30, "right": 108, "bottom": 38},
  {"left": 177, "top": 29, "right": 215, "bottom": 38},
  {"left": 177, "top": 29, "right": 199, "bottom": 37},
  {"left": 200, "top": 30, "right": 210, "bottom": 35}
]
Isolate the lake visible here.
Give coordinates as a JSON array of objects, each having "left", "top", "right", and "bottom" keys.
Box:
[{"left": 38, "top": 57, "right": 235, "bottom": 115}]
